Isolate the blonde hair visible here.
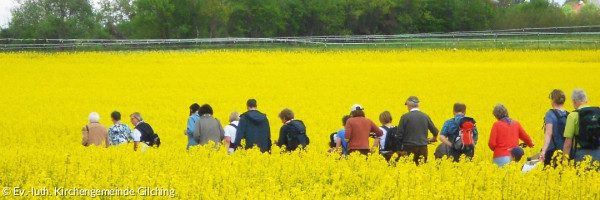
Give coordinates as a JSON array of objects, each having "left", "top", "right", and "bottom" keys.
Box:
[
  {"left": 130, "top": 112, "right": 143, "bottom": 121},
  {"left": 229, "top": 111, "right": 240, "bottom": 122}
]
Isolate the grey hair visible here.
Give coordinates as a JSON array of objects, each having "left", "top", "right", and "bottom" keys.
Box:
[
  {"left": 493, "top": 104, "right": 509, "bottom": 120},
  {"left": 88, "top": 112, "right": 100, "bottom": 123},
  {"left": 407, "top": 101, "right": 419, "bottom": 107},
  {"left": 130, "top": 112, "right": 143, "bottom": 121},
  {"left": 572, "top": 89, "right": 588, "bottom": 102}
]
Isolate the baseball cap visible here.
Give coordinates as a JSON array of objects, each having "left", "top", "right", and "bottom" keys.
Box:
[
  {"left": 510, "top": 147, "right": 525, "bottom": 161},
  {"left": 405, "top": 96, "right": 420, "bottom": 105},
  {"left": 351, "top": 104, "right": 364, "bottom": 112}
]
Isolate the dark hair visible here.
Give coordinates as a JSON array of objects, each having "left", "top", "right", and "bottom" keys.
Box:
[
  {"left": 247, "top": 99, "right": 257, "bottom": 108},
  {"left": 342, "top": 115, "right": 351, "bottom": 126},
  {"left": 351, "top": 110, "right": 365, "bottom": 117},
  {"left": 190, "top": 103, "right": 200, "bottom": 115},
  {"left": 278, "top": 108, "right": 294, "bottom": 121},
  {"left": 199, "top": 104, "right": 213, "bottom": 115},
  {"left": 111, "top": 111, "right": 121, "bottom": 120},
  {"left": 379, "top": 111, "right": 392, "bottom": 124},
  {"left": 453, "top": 103, "right": 466, "bottom": 113},
  {"left": 549, "top": 89, "right": 566, "bottom": 105}
]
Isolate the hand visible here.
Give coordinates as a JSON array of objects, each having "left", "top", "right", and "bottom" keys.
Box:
[
  {"left": 429, "top": 137, "right": 437, "bottom": 143},
  {"left": 538, "top": 153, "right": 545, "bottom": 162},
  {"left": 184, "top": 130, "right": 187, "bottom": 135}
]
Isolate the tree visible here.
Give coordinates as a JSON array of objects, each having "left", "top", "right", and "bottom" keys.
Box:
[{"left": 9, "top": 0, "right": 104, "bottom": 39}]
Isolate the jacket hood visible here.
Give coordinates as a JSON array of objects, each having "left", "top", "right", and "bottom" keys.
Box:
[{"left": 245, "top": 110, "right": 268, "bottom": 124}]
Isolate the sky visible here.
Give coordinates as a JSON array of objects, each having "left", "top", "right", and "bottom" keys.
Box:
[{"left": 0, "top": 0, "right": 572, "bottom": 29}]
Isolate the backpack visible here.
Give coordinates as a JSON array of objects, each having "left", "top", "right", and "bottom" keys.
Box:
[
  {"left": 329, "top": 132, "right": 337, "bottom": 148},
  {"left": 285, "top": 120, "right": 309, "bottom": 150},
  {"left": 228, "top": 123, "right": 238, "bottom": 148},
  {"left": 451, "top": 117, "right": 475, "bottom": 152},
  {"left": 380, "top": 126, "right": 403, "bottom": 151},
  {"left": 547, "top": 109, "right": 568, "bottom": 151},
  {"left": 576, "top": 107, "right": 600, "bottom": 149}
]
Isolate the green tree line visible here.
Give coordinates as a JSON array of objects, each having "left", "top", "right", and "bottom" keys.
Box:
[{"left": 1, "top": 0, "right": 600, "bottom": 39}]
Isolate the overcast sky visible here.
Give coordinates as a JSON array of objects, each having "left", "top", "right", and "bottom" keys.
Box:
[{"left": 0, "top": 0, "right": 571, "bottom": 29}]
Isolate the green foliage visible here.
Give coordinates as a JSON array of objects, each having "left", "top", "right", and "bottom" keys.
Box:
[{"left": 4, "top": 0, "right": 600, "bottom": 39}]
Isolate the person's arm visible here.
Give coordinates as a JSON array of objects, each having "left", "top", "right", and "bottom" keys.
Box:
[
  {"left": 439, "top": 120, "right": 452, "bottom": 146},
  {"left": 517, "top": 122, "right": 534, "bottom": 147},
  {"left": 81, "top": 126, "right": 89, "bottom": 146},
  {"left": 488, "top": 123, "right": 497, "bottom": 151},
  {"left": 234, "top": 117, "right": 246, "bottom": 147},
  {"left": 371, "top": 121, "right": 383, "bottom": 137},
  {"left": 428, "top": 116, "right": 439, "bottom": 142},
  {"left": 344, "top": 120, "right": 352, "bottom": 143},
  {"left": 372, "top": 138, "right": 380, "bottom": 152},
  {"left": 132, "top": 129, "right": 141, "bottom": 151},
  {"left": 540, "top": 123, "right": 554, "bottom": 161},
  {"left": 335, "top": 136, "right": 342, "bottom": 152},
  {"left": 105, "top": 129, "right": 110, "bottom": 148},
  {"left": 217, "top": 119, "right": 225, "bottom": 141},
  {"left": 563, "top": 113, "right": 577, "bottom": 156},
  {"left": 193, "top": 119, "right": 201, "bottom": 144},
  {"left": 266, "top": 117, "right": 272, "bottom": 149},
  {"left": 134, "top": 142, "right": 139, "bottom": 151},
  {"left": 186, "top": 116, "right": 195, "bottom": 135},
  {"left": 276, "top": 125, "right": 286, "bottom": 147}
]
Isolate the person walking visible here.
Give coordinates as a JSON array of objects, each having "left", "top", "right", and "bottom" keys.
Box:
[
  {"left": 488, "top": 104, "right": 534, "bottom": 167},
  {"left": 344, "top": 104, "right": 383, "bottom": 156},
  {"left": 185, "top": 103, "right": 200, "bottom": 150},
  {"left": 398, "top": 96, "right": 439, "bottom": 165},
  {"left": 234, "top": 99, "right": 272, "bottom": 153},
  {"left": 82, "top": 112, "right": 109, "bottom": 147},
  {"left": 193, "top": 104, "right": 225, "bottom": 147}
]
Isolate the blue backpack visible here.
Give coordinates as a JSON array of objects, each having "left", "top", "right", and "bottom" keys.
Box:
[{"left": 548, "top": 109, "right": 568, "bottom": 151}]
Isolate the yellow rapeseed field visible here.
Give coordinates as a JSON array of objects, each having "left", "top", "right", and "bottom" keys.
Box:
[{"left": 1, "top": 50, "right": 600, "bottom": 199}]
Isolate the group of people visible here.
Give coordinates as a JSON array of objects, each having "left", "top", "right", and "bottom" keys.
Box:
[
  {"left": 326, "top": 89, "right": 599, "bottom": 167},
  {"left": 81, "top": 89, "right": 600, "bottom": 168},
  {"left": 82, "top": 99, "right": 310, "bottom": 153}
]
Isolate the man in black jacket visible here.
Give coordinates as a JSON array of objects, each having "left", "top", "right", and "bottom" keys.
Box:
[{"left": 234, "top": 99, "right": 271, "bottom": 153}]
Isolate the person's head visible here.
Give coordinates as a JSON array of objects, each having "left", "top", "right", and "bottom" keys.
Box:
[
  {"left": 493, "top": 104, "right": 509, "bottom": 120},
  {"left": 405, "top": 96, "right": 420, "bottom": 110},
  {"left": 510, "top": 147, "right": 524, "bottom": 162},
  {"left": 110, "top": 111, "right": 121, "bottom": 123},
  {"left": 453, "top": 102, "right": 466, "bottom": 115},
  {"left": 130, "top": 112, "right": 143, "bottom": 125},
  {"left": 342, "top": 115, "right": 351, "bottom": 126},
  {"left": 549, "top": 89, "right": 566, "bottom": 107},
  {"left": 379, "top": 111, "right": 392, "bottom": 125},
  {"left": 229, "top": 111, "right": 240, "bottom": 123},
  {"left": 88, "top": 112, "right": 100, "bottom": 123},
  {"left": 199, "top": 104, "right": 213, "bottom": 116},
  {"left": 278, "top": 108, "right": 294, "bottom": 123},
  {"left": 571, "top": 89, "right": 588, "bottom": 109},
  {"left": 247, "top": 99, "right": 257, "bottom": 110},
  {"left": 189, "top": 103, "right": 200, "bottom": 116},
  {"left": 350, "top": 104, "right": 365, "bottom": 117}
]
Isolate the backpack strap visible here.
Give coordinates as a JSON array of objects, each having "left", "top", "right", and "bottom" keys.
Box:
[
  {"left": 229, "top": 123, "right": 238, "bottom": 129},
  {"left": 380, "top": 126, "right": 391, "bottom": 133}
]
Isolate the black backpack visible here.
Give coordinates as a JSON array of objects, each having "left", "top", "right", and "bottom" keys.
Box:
[
  {"left": 576, "top": 107, "right": 600, "bottom": 149},
  {"left": 547, "top": 109, "right": 568, "bottom": 151},
  {"left": 380, "top": 126, "right": 403, "bottom": 151},
  {"left": 285, "top": 120, "right": 309, "bottom": 150}
]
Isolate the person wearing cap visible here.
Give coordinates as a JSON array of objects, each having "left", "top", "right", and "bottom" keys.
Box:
[
  {"left": 82, "top": 112, "right": 109, "bottom": 147},
  {"left": 107, "top": 111, "right": 133, "bottom": 146},
  {"left": 397, "top": 96, "right": 439, "bottom": 165},
  {"left": 511, "top": 147, "right": 525, "bottom": 162},
  {"left": 344, "top": 104, "right": 383, "bottom": 156},
  {"left": 234, "top": 99, "right": 272, "bottom": 153},
  {"left": 488, "top": 104, "right": 534, "bottom": 167}
]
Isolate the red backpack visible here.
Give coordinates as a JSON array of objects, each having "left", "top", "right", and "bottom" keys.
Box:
[{"left": 452, "top": 117, "right": 476, "bottom": 151}]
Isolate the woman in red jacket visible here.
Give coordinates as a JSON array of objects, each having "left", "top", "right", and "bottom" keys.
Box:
[{"left": 488, "top": 104, "right": 534, "bottom": 167}]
